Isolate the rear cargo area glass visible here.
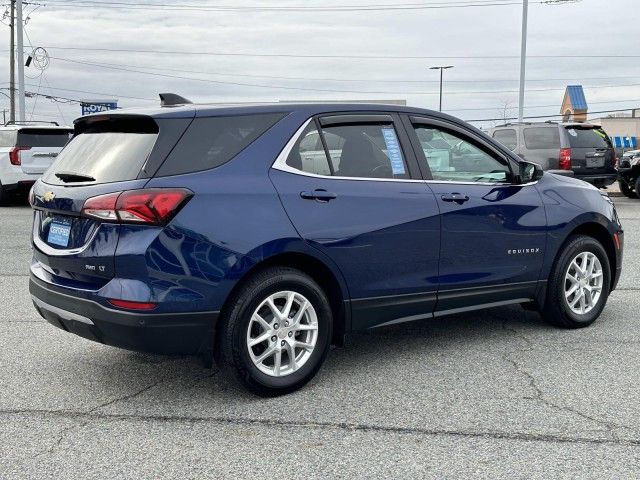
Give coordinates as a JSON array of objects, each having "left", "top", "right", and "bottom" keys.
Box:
[
  {"left": 565, "top": 127, "right": 611, "bottom": 149},
  {"left": 42, "top": 117, "right": 158, "bottom": 185}
]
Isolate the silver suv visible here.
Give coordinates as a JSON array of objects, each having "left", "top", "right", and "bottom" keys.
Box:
[
  {"left": 0, "top": 122, "right": 73, "bottom": 203},
  {"left": 488, "top": 121, "right": 617, "bottom": 188}
]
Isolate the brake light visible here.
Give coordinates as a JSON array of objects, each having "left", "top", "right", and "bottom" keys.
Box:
[
  {"left": 108, "top": 299, "right": 157, "bottom": 310},
  {"left": 82, "top": 188, "right": 193, "bottom": 225},
  {"left": 559, "top": 148, "right": 572, "bottom": 170},
  {"left": 9, "top": 146, "right": 31, "bottom": 166}
]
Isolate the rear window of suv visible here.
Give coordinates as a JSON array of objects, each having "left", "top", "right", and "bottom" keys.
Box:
[
  {"left": 42, "top": 116, "right": 159, "bottom": 185},
  {"left": 523, "top": 127, "right": 561, "bottom": 150},
  {"left": 0, "top": 128, "right": 72, "bottom": 148},
  {"left": 156, "top": 113, "right": 286, "bottom": 176},
  {"left": 565, "top": 127, "right": 611, "bottom": 149}
]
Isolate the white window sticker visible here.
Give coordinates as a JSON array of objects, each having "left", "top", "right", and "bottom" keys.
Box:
[{"left": 381, "top": 127, "right": 406, "bottom": 175}]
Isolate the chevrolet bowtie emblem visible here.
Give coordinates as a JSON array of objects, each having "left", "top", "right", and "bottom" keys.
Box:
[{"left": 42, "top": 191, "right": 56, "bottom": 202}]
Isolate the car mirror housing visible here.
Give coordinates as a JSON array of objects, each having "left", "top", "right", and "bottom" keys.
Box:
[{"left": 519, "top": 161, "right": 544, "bottom": 184}]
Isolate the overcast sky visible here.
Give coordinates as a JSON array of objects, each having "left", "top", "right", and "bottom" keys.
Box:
[{"left": 1, "top": 0, "right": 638, "bottom": 127}]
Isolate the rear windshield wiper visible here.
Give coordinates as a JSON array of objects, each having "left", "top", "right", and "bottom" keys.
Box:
[{"left": 54, "top": 171, "right": 96, "bottom": 183}]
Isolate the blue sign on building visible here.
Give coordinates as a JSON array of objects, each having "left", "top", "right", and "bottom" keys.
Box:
[
  {"left": 81, "top": 100, "right": 118, "bottom": 116},
  {"left": 611, "top": 136, "right": 638, "bottom": 149}
]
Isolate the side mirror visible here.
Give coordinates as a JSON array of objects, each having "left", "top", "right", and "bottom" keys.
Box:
[{"left": 519, "top": 161, "right": 544, "bottom": 184}]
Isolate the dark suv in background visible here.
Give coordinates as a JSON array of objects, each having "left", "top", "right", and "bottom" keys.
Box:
[{"left": 489, "top": 122, "right": 617, "bottom": 188}]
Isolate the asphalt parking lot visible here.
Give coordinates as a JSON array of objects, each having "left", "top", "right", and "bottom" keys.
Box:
[{"left": 1, "top": 196, "right": 639, "bottom": 479}]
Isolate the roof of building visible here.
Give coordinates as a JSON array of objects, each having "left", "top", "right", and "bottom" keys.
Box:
[{"left": 565, "top": 85, "right": 588, "bottom": 111}]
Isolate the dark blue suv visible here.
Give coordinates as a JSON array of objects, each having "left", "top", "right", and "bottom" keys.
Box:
[{"left": 29, "top": 101, "right": 624, "bottom": 395}]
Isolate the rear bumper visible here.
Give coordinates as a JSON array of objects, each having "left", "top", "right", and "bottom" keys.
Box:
[
  {"left": 575, "top": 173, "right": 617, "bottom": 187},
  {"left": 29, "top": 276, "right": 218, "bottom": 355}
]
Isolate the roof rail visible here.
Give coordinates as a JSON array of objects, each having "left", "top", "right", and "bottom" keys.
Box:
[
  {"left": 494, "top": 121, "right": 532, "bottom": 128},
  {"left": 4, "top": 120, "right": 60, "bottom": 127},
  {"left": 159, "top": 93, "right": 193, "bottom": 107}
]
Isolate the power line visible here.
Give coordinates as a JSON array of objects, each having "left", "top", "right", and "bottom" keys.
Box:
[
  {"left": 40, "top": 45, "right": 640, "bottom": 60},
  {"left": 467, "top": 107, "right": 639, "bottom": 122},
  {"left": 40, "top": 0, "right": 533, "bottom": 12},
  {"left": 47, "top": 56, "right": 640, "bottom": 86},
  {"left": 50, "top": 56, "right": 640, "bottom": 96}
]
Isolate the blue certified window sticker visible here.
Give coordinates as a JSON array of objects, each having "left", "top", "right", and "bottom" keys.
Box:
[{"left": 381, "top": 127, "right": 406, "bottom": 175}]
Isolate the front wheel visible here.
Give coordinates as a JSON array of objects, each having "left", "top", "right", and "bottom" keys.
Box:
[
  {"left": 543, "top": 235, "right": 611, "bottom": 328},
  {"left": 619, "top": 179, "right": 637, "bottom": 198},
  {"left": 220, "top": 267, "right": 332, "bottom": 396}
]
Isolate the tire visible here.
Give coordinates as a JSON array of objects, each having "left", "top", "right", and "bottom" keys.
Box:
[
  {"left": 0, "top": 181, "right": 5, "bottom": 206},
  {"left": 619, "top": 179, "right": 637, "bottom": 198},
  {"left": 543, "top": 235, "right": 611, "bottom": 329},
  {"left": 635, "top": 177, "right": 640, "bottom": 200},
  {"left": 220, "top": 266, "right": 332, "bottom": 396}
]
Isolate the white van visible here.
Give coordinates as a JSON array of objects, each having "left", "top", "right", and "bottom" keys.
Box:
[{"left": 0, "top": 122, "right": 73, "bottom": 203}]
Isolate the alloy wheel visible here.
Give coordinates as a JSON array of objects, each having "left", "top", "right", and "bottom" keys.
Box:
[
  {"left": 246, "top": 291, "right": 319, "bottom": 377},
  {"left": 564, "top": 251, "right": 604, "bottom": 315}
]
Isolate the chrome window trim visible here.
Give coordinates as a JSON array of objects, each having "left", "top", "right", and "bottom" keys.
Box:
[
  {"left": 271, "top": 117, "right": 425, "bottom": 184},
  {"left": 271, "top": 116, "right": 539, "bottom": 187}
]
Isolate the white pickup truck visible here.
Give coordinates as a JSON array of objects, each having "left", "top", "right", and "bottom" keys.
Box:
[{"left": 0, "top": 123, "right": 73, "bottom": 203}]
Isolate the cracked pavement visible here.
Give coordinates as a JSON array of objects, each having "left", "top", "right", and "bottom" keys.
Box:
[{"left": 1, "top": 197, "right": 639, "bottom": 478}]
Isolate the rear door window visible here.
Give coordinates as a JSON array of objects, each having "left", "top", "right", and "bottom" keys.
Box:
[
  {"left": 157, "top": 113, "right": 286, "bottom": 176},
  {"left": 286, "top": 121, "right": 409, "bottom": 180},
  {"left": 17, "top": 129, "right": 72, "bottom": 147},
  {"left": 492, "top": 129, "right": 517, "bottom": 150},
  {"left": 523, "top": 127, "right": 561, "bottom": 150},
  {"left": 42, "top": 117, "right": 159, "bottom": 185},
  {"left": 565, "top": 127, "right": 611, "bottom": 149}
]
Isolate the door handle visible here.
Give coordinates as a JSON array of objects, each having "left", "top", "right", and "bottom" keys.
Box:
[
  {"left": 441, "top": 193, "right": 470, "bottom": 204},
  {"left": 300, "top": 189, "right": 337, "bottom": 201}
]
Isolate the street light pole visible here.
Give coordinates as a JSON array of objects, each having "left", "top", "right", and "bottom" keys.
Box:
[
  {"left": 16, "top": 0, "right": 25, "bottom": 122},
  {"left": 429, "top": 65, "right": 454, "bottom": 112},
  {"left": 518, "top": 0, "right": 528, "bottom": 123}
]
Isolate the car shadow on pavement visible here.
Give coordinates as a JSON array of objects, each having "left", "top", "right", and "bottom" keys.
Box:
[{"left": 61, "top": 304, "right": 556, "bottom": 405}]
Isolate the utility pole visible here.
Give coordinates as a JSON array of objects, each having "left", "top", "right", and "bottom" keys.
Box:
[
  {"left": 15, "top": 0, "right": 25, "bottom": 122},
  {"left": 517, "top": 0, "right": 528, "bottom": 123},
  {"left": 429, "top": 65, "right": 454, "bottom": 112},
  {"left": 9, "top": 0, "right": 15, "bottom": 123}
]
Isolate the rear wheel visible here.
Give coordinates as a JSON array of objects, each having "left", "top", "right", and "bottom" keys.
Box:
[
  {"left": 619, "top": 179, "right": 637, "bottom": 198},
  {"left": 0, "top": 181, "right": 6, "bottom": 205},
  {"left": 634, "top": 177, "right": 640, "bottom": 200},
  {"left": 220, "top": 266, "right": 332, "bottom": 396},
  {"left": 543, "top": 235, "right": 611, "bottom": 328}
]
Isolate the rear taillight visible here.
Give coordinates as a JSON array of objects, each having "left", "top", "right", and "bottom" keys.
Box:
[
  {"left": 9, "top": 146, "right": 31, "bottom": 166},
  {"left": 559, "top": 148, "right": 572, "bottom": 170},
  {"left": 82, "top": 188, "right": 193, "bottom": 225}
]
